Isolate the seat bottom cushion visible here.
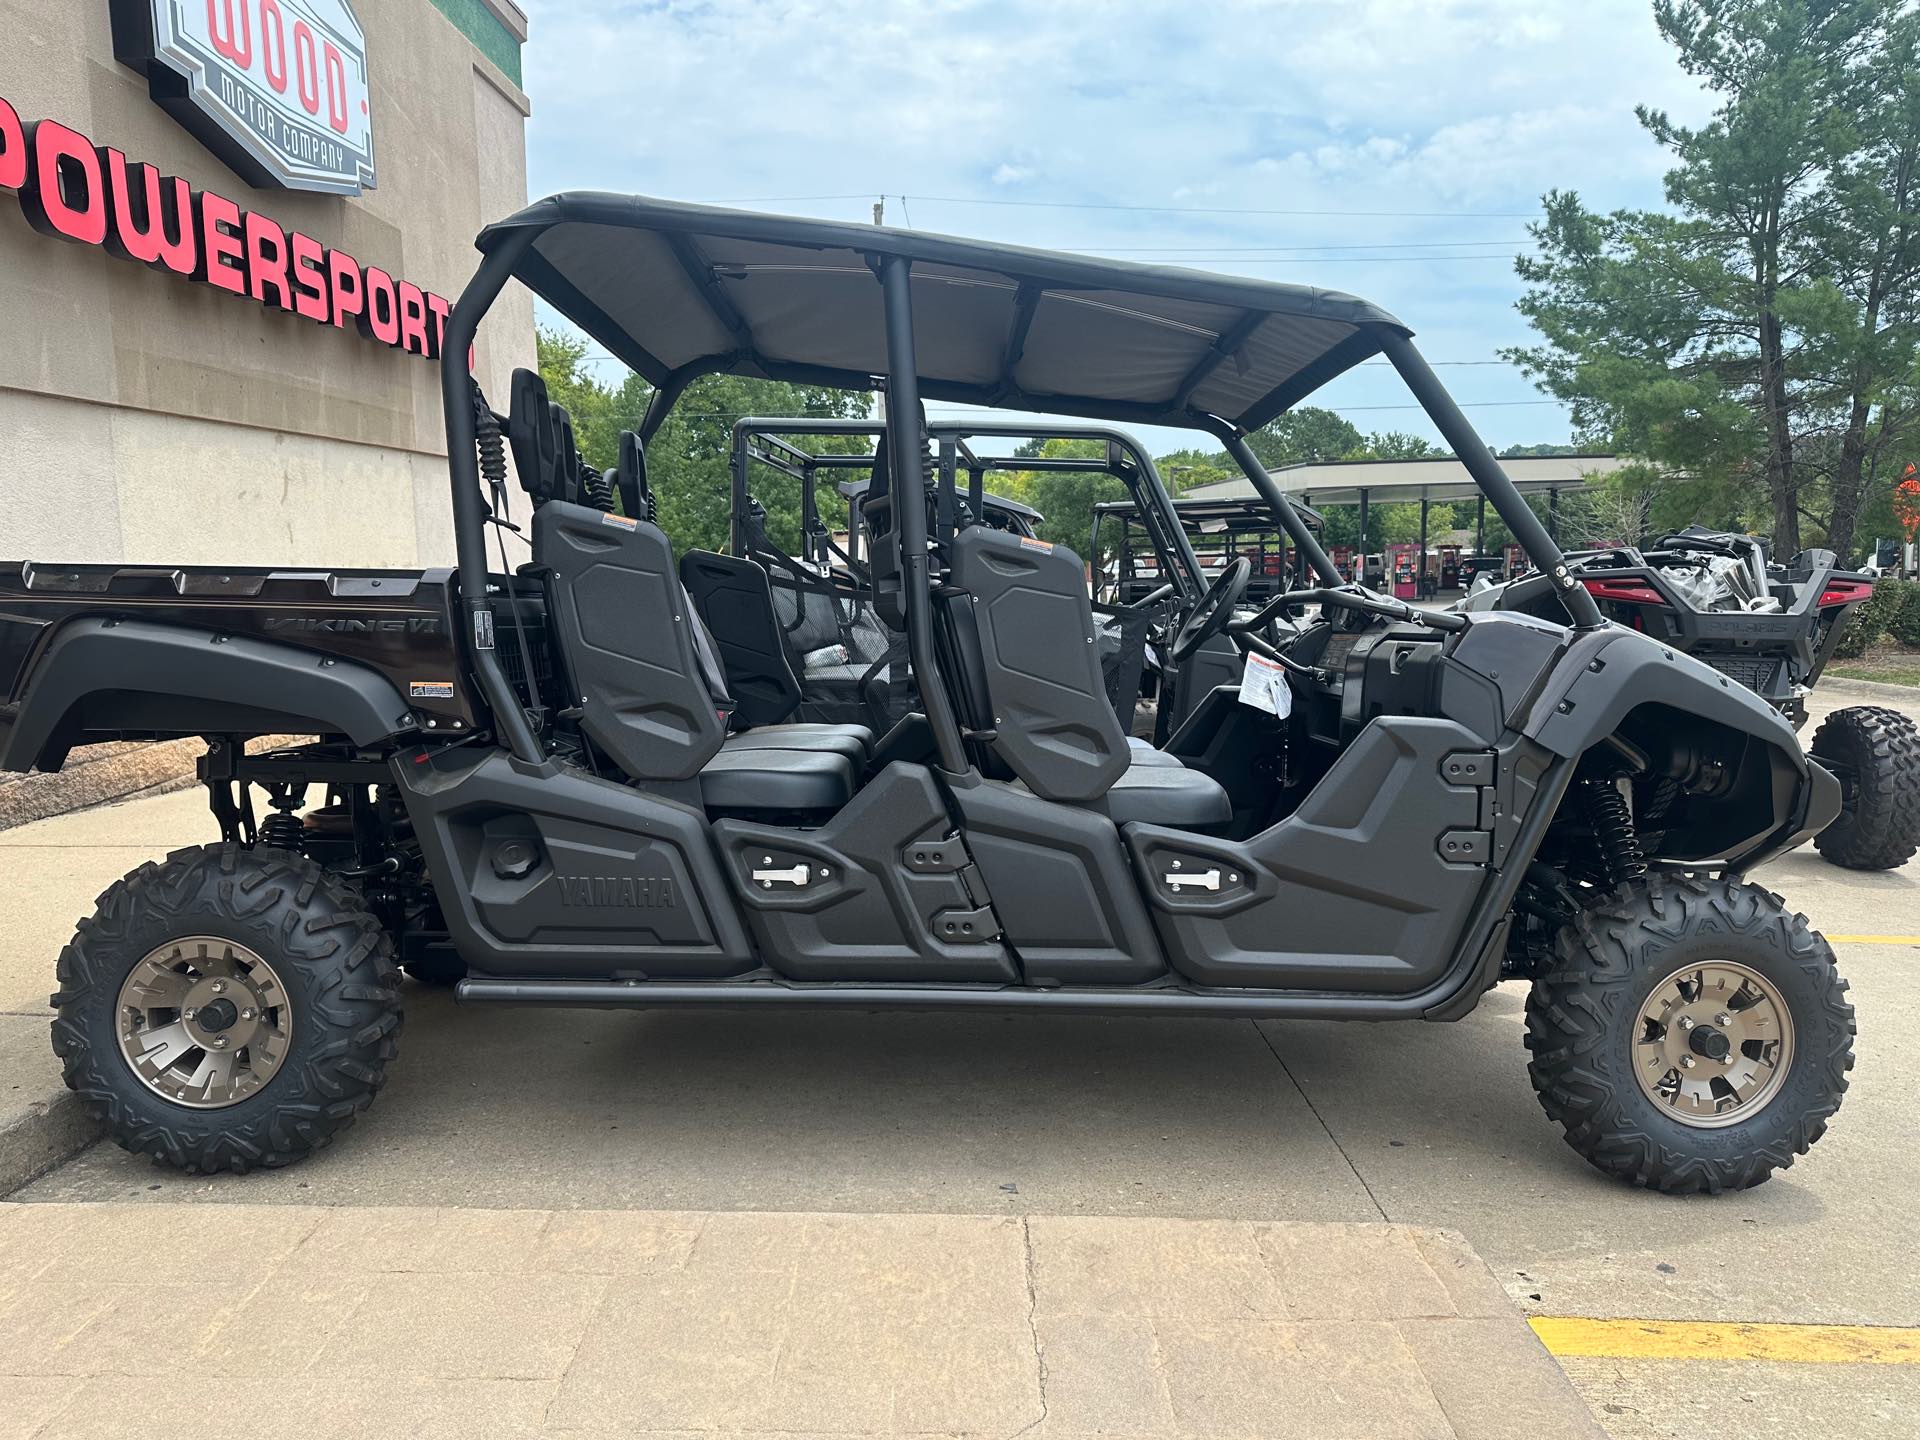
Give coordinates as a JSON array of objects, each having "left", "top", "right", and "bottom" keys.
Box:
[
  {"left": 699, "top": 747, "right": 854, "bottom": 813},
  {"left": 1124, "top": 737, "right": 1184, "bottom": 768},
  {"left": 1097, "top": 764, "right": 1232, "bottom": 828},
  {"left": 724, "top": 722, "right": 874, "bottom": 762}
]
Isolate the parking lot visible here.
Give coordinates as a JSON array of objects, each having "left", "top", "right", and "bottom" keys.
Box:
[{"left": 2, "top": 679, "right": 1917, "bottom": 1438}]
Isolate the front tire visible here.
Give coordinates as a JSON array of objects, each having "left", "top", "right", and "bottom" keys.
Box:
[
  {"left": 1811, "top": 705, "right": 1920, "bottom": 870},
  {"left": 51, "top": 844, "right": 402, "bottom": 1175},
  {"left": 1524, "top": 875, "right": 1853, "bottom": 1194}
]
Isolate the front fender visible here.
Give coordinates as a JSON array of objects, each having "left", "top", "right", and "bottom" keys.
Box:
[
  {"left": 1523, "top": 626, "right": 1825, "bottom": 868},
  {"left": 1525, "top": 626, "right": 1802, "bottom": 761}
]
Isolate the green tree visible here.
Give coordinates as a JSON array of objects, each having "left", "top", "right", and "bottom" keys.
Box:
[
  {"left": 1358, "top": 431, "right": 1441, "bottom": 460},
  {"left": 1002, "top": 438, "right": 1131, "bottom": 563},
  {"left": 1507, "top": 0, "right": 1920, "bottom": 562},
  {"left": 1243, "top": 407, "right": 1366, "bottom": 467}
]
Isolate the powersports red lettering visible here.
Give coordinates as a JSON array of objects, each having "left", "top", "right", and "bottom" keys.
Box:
[{"left": 0, "top": 92, "right": 450, "bottom": 363}]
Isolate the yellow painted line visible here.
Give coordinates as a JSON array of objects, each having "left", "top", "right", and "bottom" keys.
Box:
[
  {"left": 1531, "top": 1317, "right": 1920, "bottom": 1365},
  {"left": 1825, "top": 934, "right": 1920, "bottom": 945}
]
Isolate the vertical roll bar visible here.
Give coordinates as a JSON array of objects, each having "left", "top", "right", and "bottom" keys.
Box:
[
  {"left": 1220, "top": 431, "right": 1344, "bottom": 587},
  {"left": 1379, "top": 331, "right": 1602, "bottom": 629},
  {"left": 877, "top": 256, "right": 971, "bottom": 777},
  {"left": 440, "top": 229, "right": 543, "bottom": 763}
]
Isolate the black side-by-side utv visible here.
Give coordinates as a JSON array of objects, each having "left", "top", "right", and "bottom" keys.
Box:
[{"left": 1, "top": 196, "right": 1852, "bottom": 1191}]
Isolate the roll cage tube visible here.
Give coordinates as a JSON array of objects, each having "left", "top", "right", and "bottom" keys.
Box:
[
  {"left": 1218, "top": 429, "right": 1345, "bottom": 587},
  {"left": 878, "top": 256, "right": 971, "bottom": 777},
  {"left": 440, "top": 225, "right": 544, "bottom": 764},
  {"left": 1378, "top": 330, "right": 1602, "bottom": 630}
]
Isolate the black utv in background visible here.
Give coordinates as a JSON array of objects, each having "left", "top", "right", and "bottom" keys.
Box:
[
  {"left": 2, "top": 196, "right": 1852, "bottom": 1193},
  {"left": 1468, "top": 527, "right": 1920, "bottom": 870}
]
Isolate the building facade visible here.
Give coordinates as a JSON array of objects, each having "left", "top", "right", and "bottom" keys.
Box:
[{"left": 0, "top": 0, "right": 535, "bottom": 571}]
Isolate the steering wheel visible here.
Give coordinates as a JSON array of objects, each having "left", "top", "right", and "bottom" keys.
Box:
[{"left": 1171, "top": 556, "right": 1251, "bottom": 663}]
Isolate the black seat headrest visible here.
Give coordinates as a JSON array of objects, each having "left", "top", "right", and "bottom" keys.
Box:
[
  {"left": 548, "top": 404, "right": 582, "bottom": 507},
  {"left": 617, "top": 430, "right": 652, "bottom": 521},
  {"left": 507, "top": 368, "right": 558, "bottom": 502}
]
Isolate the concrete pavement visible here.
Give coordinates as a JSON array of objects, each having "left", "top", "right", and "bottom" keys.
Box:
[{"left": 0, "top": 1203, "right": 1602, "bottom": 1439}]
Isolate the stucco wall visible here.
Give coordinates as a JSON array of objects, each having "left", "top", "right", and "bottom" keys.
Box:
[{"left": 0, "top": 0, "right": 535, "bottom": 569}]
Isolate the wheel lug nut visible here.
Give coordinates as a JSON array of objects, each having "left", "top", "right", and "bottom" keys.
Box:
[
  {"left": 241, "top": 1008, "right": 255, "bottom": 1021},
  {"left": 183, "top": 1008, "right": 197, "bottom": 1021},
  {"left": 211, "top": 1035, "right": 228, "bottom": 1048},
  {"left": 1715, "top": 1013, "right": 1731, "bottom": 1027},
  {"left": 210, "top": 981, "right": 226, "bottom": 994},
  {"left": 1677, "top": 1016, "right": 1694, "bottom": 1030},
  {"left": 1680, "top": 1055, "right": 1697, "bottom": 1069}
]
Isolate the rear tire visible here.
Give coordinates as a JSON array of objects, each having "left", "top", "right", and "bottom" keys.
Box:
[
  {"left": 1524, "top": 874, "right": 1853, "bottom": 1194},
  {"left": 50, "top": 844, "right": 403, "bottom": 1175},
  {"left": 1811, "top": 705, "right": 1920, "bottom": 870}
]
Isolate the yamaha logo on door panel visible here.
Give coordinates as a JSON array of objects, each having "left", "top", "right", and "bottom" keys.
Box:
[{"left": 110, "top": 0, "right": 377, "bottom": 196}]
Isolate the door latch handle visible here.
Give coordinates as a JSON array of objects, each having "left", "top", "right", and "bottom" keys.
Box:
[
  {"left": 1164, "top": 868, "right": 1221, "bottom": 892},
  {"left": 752, "top": 864, "right": 811, "bottom": 888}
]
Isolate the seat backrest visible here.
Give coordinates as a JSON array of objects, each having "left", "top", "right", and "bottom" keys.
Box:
[
  {"left": 946, "top": 527, "right": 1130, "bottom": 803},
  {"left": 611, "top": 429, "right": 653, "bottom": 522},
  {"left": 548, "top": 404, "right": 582, "bottom": 506},
  {"left": 534, "top": 501, "right": 730, "bottom": 782},
  {"left": 679, "top": 550, "right": 803, "bottom": 728},
  {"left": 507, "top": 368, "right": 561, "bottom": 502}
]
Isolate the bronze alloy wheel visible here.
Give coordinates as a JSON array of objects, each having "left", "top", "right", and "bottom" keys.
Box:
[
  {"left": 114, "top": 936, "right": 293, "bottom": 1109},
  {"left": 1631, "top": 959, "right": 1794, "bottom": 1129}
]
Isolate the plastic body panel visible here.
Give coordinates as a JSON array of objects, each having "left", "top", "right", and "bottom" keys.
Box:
[
  {"left": 0, "top": 561, "right": 473, "bottom": 743},
  {"left": 1525, "top": 626, "right": 1803, "bottom": 761},
  {"left": 1126, "top": 717, "right": 1491, "bottom": 991},
  {"left": 947, "top": 527, "right": 1130, "bottom": 802},
  {"left": 394, "top": 745, "right": 755, "bottom": 979},
  {"left": 951, "top": 776, "right": 1169, "bottom": 985},
  {"left": 678, "top": 550, "right": 803, "bottom": 726},
  {"left": 533, "top": 502, "right": 727, "bottom": 782},
  {"left": 2, "top": 616, "right": 417, "bottom": 772},
  {"left": 712, "top": 764, "right": 1015, "bottom": 981}
]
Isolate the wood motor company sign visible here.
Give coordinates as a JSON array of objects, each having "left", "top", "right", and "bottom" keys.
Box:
[
  {"left": 110, "top": 0, "right": 378, "bottom": 196},
  {"left": 0, "top": 94, "right": 453, "bottom": 363}
]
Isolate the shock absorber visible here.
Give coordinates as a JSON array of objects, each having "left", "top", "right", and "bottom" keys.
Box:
[
  {"left": 1580, "top": 778, "right": 1646, "bottom": 889},
  {"left": 257, "top": 786, "right": 307, "bottom": 855}
]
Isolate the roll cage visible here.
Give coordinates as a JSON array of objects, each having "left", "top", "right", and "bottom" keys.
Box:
[
  {"left": 1091, "top": 495, "right": 1326, "bottom": 609},
  {"left": 441, "top": 193, "right": 1602, "bottom": 770},
  {"left": 727, "top": 418, "right": 1204, "bottom": 594}
]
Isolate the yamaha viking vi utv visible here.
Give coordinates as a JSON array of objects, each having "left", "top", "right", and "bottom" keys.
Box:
[{"left": 0, "top": 197, "right": 1855, "bottom": 1192}]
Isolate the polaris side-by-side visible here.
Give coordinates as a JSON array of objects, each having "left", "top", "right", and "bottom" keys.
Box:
[{"left": 2, "top": 196, "right": 1853, "bottom": 1191}]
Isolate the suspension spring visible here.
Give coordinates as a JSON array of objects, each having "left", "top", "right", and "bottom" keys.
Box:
[
  {"left": 1581, "top": 778, "right": 1645, "bottom": 889},
  {"left": 258, "top": 810, "right": 306, "bottom": 855}
]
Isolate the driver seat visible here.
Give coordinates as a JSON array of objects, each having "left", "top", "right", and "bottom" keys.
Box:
[{"left": 940, "top": 527, "right": 1228, "bottom": 828}]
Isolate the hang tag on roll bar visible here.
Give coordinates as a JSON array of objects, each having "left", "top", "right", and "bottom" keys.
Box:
[{"left": 1237, "top": 652, "right": 1292, "bottom": 718}]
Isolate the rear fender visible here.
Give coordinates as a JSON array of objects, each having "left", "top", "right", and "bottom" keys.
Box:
[{"left": 1, "top": 617, "right": 418, "bottom": 771}]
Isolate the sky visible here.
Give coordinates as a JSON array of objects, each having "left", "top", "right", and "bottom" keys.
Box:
[{"left": 512, "top": 0, "right": 1718, "bottom": 457}]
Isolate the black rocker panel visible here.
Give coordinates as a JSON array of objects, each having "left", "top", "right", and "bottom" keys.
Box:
[
  {"left": 952, "top": 776, "right": 1168, "bottom": 985},
  {"left": 395, "top": 745, "right": 755, "bottom": 979},
  {"left": 713, "top": 763, "right": 1015, "bottom": 982},
  {"left": 1126, "top": 716, "right": 1490, "bottom": 993},
  {"left": 534, "top": 501, "right": 728, "bottom": 782}
]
